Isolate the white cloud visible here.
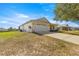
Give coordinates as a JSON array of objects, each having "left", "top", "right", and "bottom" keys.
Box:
[
  {"left": 16, "top": 13, "right": 29, "bottom": 18},
  {"left": 1, "top": 13, "right": 30, "bottom": 23},
  {"left": 0, "top": 13, "right": 31, "bottom": 28},
  {"left": 0, "top": 20, "right": 17, "bottom": 26},
  {"left": 49, "top": 20, "right": 57, "bottom": 23},
  {"left": 0, "top": 21, "right": 8, "bottom": 23}
]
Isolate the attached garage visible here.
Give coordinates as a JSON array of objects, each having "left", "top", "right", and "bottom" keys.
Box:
[
  {"left": 19, "top": 17, "right": 50, "bottom": 33},
  {"left": 33, "top": 25, "right": 50, "bottom": 33}
]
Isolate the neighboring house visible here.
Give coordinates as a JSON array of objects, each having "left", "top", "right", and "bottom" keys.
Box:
[
  {"left": 58, "top": 25, "right": 75, "bottom": 31},
  {"left": 69, "top": 27, "right": 79, "bottom": 31},
  {"left": 75, "top": 27, "right": 79, "bottom": 30},
  {"left": 19, "top": 17, "right": 51, "bottom": 33},
  {"left": 0, "top": 28, "right": 8, "bottom": 32},
  {"left": 50, "top": 24, "right": 58, "bottom": 32}
]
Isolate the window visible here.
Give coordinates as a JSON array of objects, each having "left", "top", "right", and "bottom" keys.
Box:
[{"left": 29, "top": 26, "right": 31, "bottom": 29}]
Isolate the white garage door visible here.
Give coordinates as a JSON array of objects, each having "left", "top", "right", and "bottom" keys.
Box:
[{"left": 34, "top": 25, "right": 49, "bottom": 33}]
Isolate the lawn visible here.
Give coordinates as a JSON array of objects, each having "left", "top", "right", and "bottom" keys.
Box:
[
  {"left": 0, "top": 31, "right": 79, "bottom": 56},
  {"left": 59, "top": 30, "right": 79, "bottom": 36},
  {"left": 0, "top": 31, "right": 19, "bottom": 38}
]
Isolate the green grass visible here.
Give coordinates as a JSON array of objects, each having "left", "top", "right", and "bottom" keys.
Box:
[
  {"left": 0, "top": 31, "right": 22, "bottom": 40},
  {"left": 0, "top": 31, "right": 79, "bottom": 55},
  {"left": 0, "top": 31, "right": 17, "bottom": 37}
]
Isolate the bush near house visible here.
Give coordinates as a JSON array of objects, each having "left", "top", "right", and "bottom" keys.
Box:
[{"left": 0, "top": 31, "right": 79, "bottom": 55}]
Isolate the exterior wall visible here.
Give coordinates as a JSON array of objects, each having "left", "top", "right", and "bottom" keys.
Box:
[
  {"left": 19, "top": 20, "right": 50, "bottom": 33},
  {"left": 23, "top": 22, "right": 33, "bottom": 32},
  {"left": 19, "top": 26, "right": 23, "bottom": 30},
  {"left": 19, "top": 22, "right": 33, "bottom": 32},
  {"left": 32, "top": 24, "right": 50, "bottom": 33},
  {"left": 19, "top": 25, "right": 24, "bottom": 31}
]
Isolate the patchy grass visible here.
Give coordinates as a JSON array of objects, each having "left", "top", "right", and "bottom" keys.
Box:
[
  {"left": 0, "top": 31, "right": 23, "bottom": 41},
  {"left": 0, "top": 31, "right": 18, "bottom": 38},
  {"left": 0, "top": 31, "right": 79, "bottom": 56},
  {"left": 59, "top": 30, "right": 79, "bottom": 36}
]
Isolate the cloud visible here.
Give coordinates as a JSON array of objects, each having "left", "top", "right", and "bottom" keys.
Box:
[
  {"left": 0, "top": 20, "right": 18, "bottom": 26},
  {"left": 0, "top": 13, "right": 31, "bottom": 28},
  {"left": 2, "top": 13, "right": 30, "bottom": 22},
  {"left": 16, "top": 13, "right": 29, "bottom": 18},
  {"left": 0, "top": 21, "right": 8, "bottom": 23}
]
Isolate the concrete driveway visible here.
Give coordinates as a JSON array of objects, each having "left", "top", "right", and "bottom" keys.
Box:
[{"left": 44, "top": 32, "right": 79, "bottom": 45}]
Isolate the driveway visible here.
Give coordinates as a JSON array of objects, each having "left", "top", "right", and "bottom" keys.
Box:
[{"left": 44, "top": 32, "right": 79, "bottom": 45}]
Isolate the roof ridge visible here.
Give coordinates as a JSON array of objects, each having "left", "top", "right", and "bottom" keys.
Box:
[{"left": 19, "top": 17, "right": 50, "bottom": 27}]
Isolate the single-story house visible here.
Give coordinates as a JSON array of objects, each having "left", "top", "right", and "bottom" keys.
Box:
[
  {"left": 58, "top": 25, "right": 74, "bottom": 31},
  {"left": 19, "top": 17, "right": 58, "bottom": 33}
]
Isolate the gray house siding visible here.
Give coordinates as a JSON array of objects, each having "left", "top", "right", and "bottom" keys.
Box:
[
  {"left": 19, "top": 17, "right": 51, "bottom": 33},
  {"left": 19, "top": 22, "right": 33, "bottom": 32},
  {"left": 23, "top": 22, "right": 33, "bottom": 32},
  {"left": 32, "top": 24, "right": 50, "bottom": 33}
]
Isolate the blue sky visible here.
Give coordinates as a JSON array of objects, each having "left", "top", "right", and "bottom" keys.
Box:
[{"left": 0, "top": 3, "right": 79, "bottom": 29}]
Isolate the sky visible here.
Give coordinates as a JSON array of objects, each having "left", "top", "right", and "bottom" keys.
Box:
[{"left": 0, "top": 3, "right": 79, "bottom": 29}]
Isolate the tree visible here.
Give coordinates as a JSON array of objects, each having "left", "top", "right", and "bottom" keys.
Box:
[
  {"left": 8, "top": 27, "right": 13, "bottom": 31},
  {"left": 8, "top": 27, "right": 18, "bottom": 31},
  {"left": 54, "top": 3, "right": 79, "bottom": 21}
]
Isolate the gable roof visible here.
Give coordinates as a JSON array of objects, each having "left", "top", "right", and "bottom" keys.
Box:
[{"left": 20, "top": 17, "right": 50, "bottom": 27}]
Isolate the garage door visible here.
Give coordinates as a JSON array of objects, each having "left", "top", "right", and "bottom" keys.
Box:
[{"left": 34, "top": 25, "right": 49, "bottom": 33}]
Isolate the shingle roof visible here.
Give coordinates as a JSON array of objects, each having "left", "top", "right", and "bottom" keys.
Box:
[{"left": 20, "top": 17, "right": 50, "bottom": 26}]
